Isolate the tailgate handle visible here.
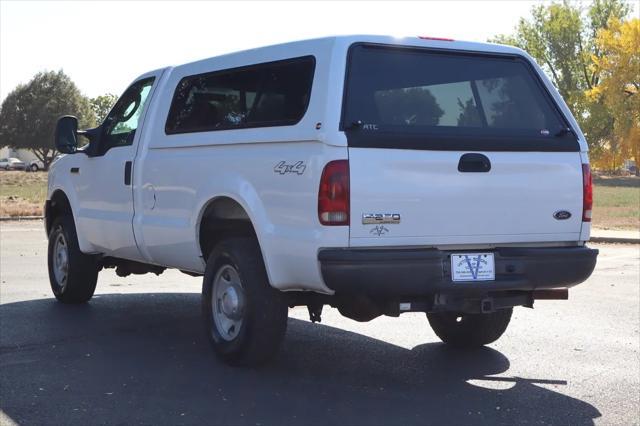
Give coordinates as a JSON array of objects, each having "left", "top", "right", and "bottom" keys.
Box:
[{"left": 458, "top": 153, "right": 491, "bottom": 173}]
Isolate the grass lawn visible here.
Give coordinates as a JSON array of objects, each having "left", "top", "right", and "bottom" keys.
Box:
[
  {"left": 0, "top": 171, "right": 47, "bottom": 217},
  {"left": 592, "top": 176, "right": 639, "bottom": 231},
  {"left": 1, "top": 170, "right": 638, "bottom": 231}
]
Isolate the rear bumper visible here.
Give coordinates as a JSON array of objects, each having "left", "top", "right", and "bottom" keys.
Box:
[{"left": 318, "top": 246, "right": 598, "bottom": 297}]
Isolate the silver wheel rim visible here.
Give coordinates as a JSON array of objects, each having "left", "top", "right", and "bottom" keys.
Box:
[
  {"left": 212, "top": 264, "right": 245, "bottom": 341},
  {"left": 52, "top": 230, "right": 69, "bottom": 290}
]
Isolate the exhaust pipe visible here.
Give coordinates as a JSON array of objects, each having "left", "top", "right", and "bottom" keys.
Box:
[{"left": 532, "top": 289, "right": 569, "bottom": 300}]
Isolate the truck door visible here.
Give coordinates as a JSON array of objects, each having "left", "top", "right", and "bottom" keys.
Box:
[{"left": 72, "top": 73, "right": 160, "bottom": 260}]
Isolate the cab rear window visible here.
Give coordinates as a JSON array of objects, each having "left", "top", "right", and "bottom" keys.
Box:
[{"left": 342, "top": 44, "right": 578, "bottom": 151}]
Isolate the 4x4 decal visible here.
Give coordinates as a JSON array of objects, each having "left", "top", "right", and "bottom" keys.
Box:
[{"left": 274, "top": 161, "right": 306, "bottom": 175}]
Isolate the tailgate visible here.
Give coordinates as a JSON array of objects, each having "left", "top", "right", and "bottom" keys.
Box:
[
  {"left": 342, "top": 43, "right": 584, "bottom": 246},
  {"left": 349, "top": 149, "right": 583, "bottom": 245}
]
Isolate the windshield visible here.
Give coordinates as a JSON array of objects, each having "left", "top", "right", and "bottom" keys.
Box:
[{"left": 342, "top": 44, "right": 577, "bottom": 151}]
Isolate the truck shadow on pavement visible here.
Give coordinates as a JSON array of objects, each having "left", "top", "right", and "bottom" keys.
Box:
[{"left": 0, "top": 293, "right": 601, "bottom": 426}]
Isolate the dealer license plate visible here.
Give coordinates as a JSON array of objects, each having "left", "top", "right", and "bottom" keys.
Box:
[{"left": 451, "top": 253, "right": 495, "bottom": 282}]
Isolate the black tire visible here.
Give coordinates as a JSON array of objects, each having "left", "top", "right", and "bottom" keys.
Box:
[
  {"left": 30, "top": 164, "right": 39, "bottom": 172},
  {"left": 202, "top": 237, "right": 288, "bottom": 367},
  {"left": 47, "top": 215, "right": 99, "bottom": 303},
  {"left": 427, "top": 308, "right": 513, "bottom": 348}
]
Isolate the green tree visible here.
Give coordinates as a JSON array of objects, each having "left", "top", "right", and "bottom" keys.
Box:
[
  {"left": 90, "top": 93, "right": 118, "bottom": 124},
  {"left": 490, "top": 0, "right": 630, "bottom": 159},
  {"left": 0, "top": 70, "right": 95, "bottom": 170}
]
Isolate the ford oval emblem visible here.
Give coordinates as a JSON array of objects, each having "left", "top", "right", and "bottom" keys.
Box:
[{"left": 553, "top": 210, "right": 572, "bottom": 220}]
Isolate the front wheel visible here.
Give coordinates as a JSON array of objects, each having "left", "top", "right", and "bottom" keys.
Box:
[
  {"left": 427, "top": 308, "right": 513, "bottom": 348},
  {"left": 47, "top": 216, "right": 99, "bottom": 303},
  {"left": 30, "top": 164, "right": 39, "bottom": 172},
  {"left": 202, "top": 237, "right": 288, "bottom": 367}
]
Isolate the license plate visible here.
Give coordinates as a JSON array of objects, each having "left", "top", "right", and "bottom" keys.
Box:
[{"left": 451, "top": 253, "right": 495, "bottom": 282}]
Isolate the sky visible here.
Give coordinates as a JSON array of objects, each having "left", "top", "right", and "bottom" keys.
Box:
[{"left": 0, "top": 1, "right": 634, "bottom": 102}]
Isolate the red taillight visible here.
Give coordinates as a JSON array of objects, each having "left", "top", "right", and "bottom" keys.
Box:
[
  {"left": 582, "top": 163, "right": 593, "bottom": 222},
  {"left": 318, "top": 160, "right": 349, "bottom": 226}
]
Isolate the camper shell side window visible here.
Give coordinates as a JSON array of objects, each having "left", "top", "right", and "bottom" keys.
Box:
[{"left": 165, "top": 56, "right": 316, "bottom": 135}]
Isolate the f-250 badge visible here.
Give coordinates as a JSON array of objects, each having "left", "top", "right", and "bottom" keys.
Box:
[{"left": 274, "top": 161, "right": 306, "bottom": 175}]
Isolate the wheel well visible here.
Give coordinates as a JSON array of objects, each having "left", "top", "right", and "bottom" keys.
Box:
[
  {"left": 198, "top": 197, "right": 257, "bottom": 260},
  {"left": 46, "top": 190, "right": 73, "bottom": 235}
]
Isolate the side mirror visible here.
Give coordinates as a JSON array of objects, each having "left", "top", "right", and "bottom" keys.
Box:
[{"left": 55, "top": 116, "right": 79, "bottom": 154}]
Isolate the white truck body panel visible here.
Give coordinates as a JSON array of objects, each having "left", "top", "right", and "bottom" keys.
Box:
[{"left": 47, "top": 35, "right": 592, "bottom": 294}]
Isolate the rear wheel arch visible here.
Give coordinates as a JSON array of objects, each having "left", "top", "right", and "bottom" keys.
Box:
[{"left": 197, "top": 196, "right": 260, "bottom": 261}]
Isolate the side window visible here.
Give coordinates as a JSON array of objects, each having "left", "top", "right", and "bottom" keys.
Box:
[
  {"left": 165, "top": 56, "right": 315, "bottom": 134},
  {"left": 101, "top": 77, "right": 155, "bottom": 153}
]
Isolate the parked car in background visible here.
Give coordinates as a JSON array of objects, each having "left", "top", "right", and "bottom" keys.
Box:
[
  {"left": 27, "top": 159, "right": 44, "bottom": 172},
  {"left": 26, "top": 155, "right": 63, "bottom": 172},
  {"left": 0, "top": 157, "right": 26, "bottom": 170}
]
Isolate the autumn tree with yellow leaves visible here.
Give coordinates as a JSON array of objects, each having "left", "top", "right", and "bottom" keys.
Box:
[{"left": 588, "top": 18, "right": 640, "bottom": 170}]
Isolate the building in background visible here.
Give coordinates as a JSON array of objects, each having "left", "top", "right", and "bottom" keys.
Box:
[
  {"left": 0, "top": 146, "right": 43, "bottom": 170},
  {"left": 0, "top": 146, "right": 38, "bottom": 163}
]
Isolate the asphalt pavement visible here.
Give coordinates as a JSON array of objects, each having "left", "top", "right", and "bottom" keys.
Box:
[{"left": 1, "top": 221, "right": 638, "bottom": 426}]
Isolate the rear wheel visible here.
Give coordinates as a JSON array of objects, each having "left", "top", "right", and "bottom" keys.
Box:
[
  {"left": 202, "top": 237, "right": 288, "bottom": 366},
  {"left": 427, "top": 308, "right": 512, "bottom": 348},
  {"left": 30, "top": 164, "right": 39, "bottom": 172},
  {"left": 47, "top": 216, "right": 99, "bottom": 303}
]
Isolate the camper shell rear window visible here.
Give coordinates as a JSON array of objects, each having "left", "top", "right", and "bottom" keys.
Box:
[{"left": 341, "top": 44, "right": 579, "bottom": 152}]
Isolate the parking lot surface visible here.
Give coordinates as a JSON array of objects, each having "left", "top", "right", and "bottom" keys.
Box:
[{"left": 1, "top": 221, "right": 638, "bottom": 425}]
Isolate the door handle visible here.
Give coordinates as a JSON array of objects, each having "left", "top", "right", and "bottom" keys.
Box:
[
  {"left": 124, "top": 161, "right": 132, "bottom": 185},
  {"left": 458, "top": 153, "right": 491, "bottom": 173},
  {"left": 70, "top": 167, "right": 79, "bottom": 174}
]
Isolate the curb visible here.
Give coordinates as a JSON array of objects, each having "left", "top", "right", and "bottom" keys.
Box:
[
  {"left": 1, "top": 216, "right": 637, "bottom": 243},
  {"left": 590, "top": 236, "right": 640, "bottom": 244},
  {"left": 0, "top": 216, "right": 44, "bottom": 222}
]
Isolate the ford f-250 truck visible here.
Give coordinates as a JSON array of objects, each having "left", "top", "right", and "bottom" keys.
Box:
[{"left": 46, "top": 35, "right": 598, "bottom": 366}]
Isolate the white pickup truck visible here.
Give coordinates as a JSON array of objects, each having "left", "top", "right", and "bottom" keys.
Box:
[{"left": 47, "top": 35, "right": 598, "bottom": 366}]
